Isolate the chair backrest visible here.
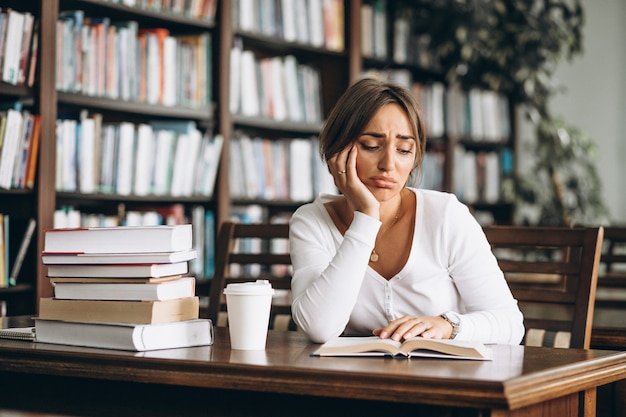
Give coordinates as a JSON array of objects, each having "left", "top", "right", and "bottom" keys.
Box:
[
  {"left": 206, "top": 221, "right": 294, "bottom": 330},
  {"left": 592, "top": 226, "right": 626, "bottom": 349},
  {"left": 482, "top": 225, "right": 604, "bottom": 349},
  {"left": 599, "top": 226, "right": 626, "bottom": 276}
]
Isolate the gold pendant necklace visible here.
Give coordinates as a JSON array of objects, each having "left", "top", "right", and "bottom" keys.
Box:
[{"left": 370, "top": 193, "right": 402, "bottom": 263}]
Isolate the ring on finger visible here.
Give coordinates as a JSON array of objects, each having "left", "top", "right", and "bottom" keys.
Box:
[{"left": 338, "top": 170, "right": 346, "bottom": 175}]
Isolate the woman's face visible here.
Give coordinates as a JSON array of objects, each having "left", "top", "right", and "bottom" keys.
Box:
[{"left": 354, "top": 103, "right": 417, "bottom": 201}]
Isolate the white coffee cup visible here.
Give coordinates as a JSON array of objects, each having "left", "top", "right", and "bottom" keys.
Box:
[{"left": 223, "top": 280, "right": 275, "bottom": 350}]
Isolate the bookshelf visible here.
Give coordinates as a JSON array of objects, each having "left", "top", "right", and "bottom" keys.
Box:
[{"left": 0, "top": 0, "right": 517, "bottom": 316}]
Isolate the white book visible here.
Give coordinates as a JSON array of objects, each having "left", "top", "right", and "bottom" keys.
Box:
[
  {"left": 2, "top": 9, "right": 25, "bottom": 84},
  {"left": 429, "top": 82, "right": 446, "bottom": 138},
  {"left": 199, "top": 134, "right": 223, "bottom": 198},
  {"left": 41, "top": 249, "right": 198, "bottom": 265},
  {"left": 152, "top": 129, "right": 176, "bottom": 195},
  {"left": 61, "top": 119, "right": 77, "bottom": 192},
  {"left": 361, "top": 4, "right": 373, "bottom": 57},
  {"left": 393, "top": 16, "right": 410, "bottom": 64},
  {"left": 372, "top": 0, "right": 387, "bottom": 58},
  {"left": 43, "top": 224, "right": 193, "bottom": 254},
  {"left": 229, "top": 41, "right": 242, "bottom": 114},
  {"left": 98, "top": 124, "right": 116, "bottom": 193},
  {"left": 270, "top": 56, "right": 287, "bottom": 121},
  {"left": 311, "top": 136, "right": 336, "bottom": 195},
  {"left": 162, "top": 35, "right": 177, "bottom": 106},
  {"left": 46, "top": 261, "right": 189, "bottom": 278},
  {"left": 238, "top": 134, "right": 260, "bottom": 198},
  {"left": 237, "top": 0, "right": 255, "bottom": 31},
  {"left": 289, "top": 138, "right": 314, "bottom": 201},
  {"left": 484, "top": 152, "right": 501, "bottom": 203},
  {"left": 0, "top": 109, "right": 24, "bottom": 189},
  {"left": 53, "top": 276, "right": 196, "bottom": 300},
  {"left": 9, "top": 110, "right": 28, "bottom": 188},
  {"left": 239, "top": 50, "right": 260, "bottom": 116},
  {"left": 190, "top": 206, "right": 205, "bottom": 276},
  {"left": 115, "top": 122, "right": 136, "bottom": 195},
  {"left": 228, "top": 137, "right": 245, "bottom": 198},
  {"left": 181, "top": 129, "right": 202, "bottom": 197},
  {"left": 281, "top": 0, "right": 297, "bottom": 42},
  {"left": 308, "top": 0, "right": 325, "bottom": 47},
  {"left": 35, "top": 318, "right": 214, "bottom": 351},
  {"left": 294, "top": 0, "right": 310, "bottom": 44},
  {"left": 78, "top": 116, "right": 96, "bottom": 193},
  {"left": 169, "top": 133, "right": 190, "bottom": 197},
  {"left": 481, "top": 90, "right": 499, "bottom": 141},
  {"left": 133, "top": 123, "right": 155, "bottom": 196},
  {"left": 469, "top": 88, "right": 485, "bottom": 140},
  {"left": 145, "top": 32, "right": 161, "bottom": 104},
  {"left": 283, "top": 55, "right": 304, "bottom": 122},
  {"left": 259, "top": 58, "right": 274, "bottom": 119}
]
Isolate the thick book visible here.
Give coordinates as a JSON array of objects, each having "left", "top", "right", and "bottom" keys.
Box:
[
  {"left": 43, "top": 224, "right": 193, "bottom": 254},
  {"left": 35, "top": 318, "right": 214, "bottom": 351},
  {"left": 53, "top": 276, "right": 196, "bottom": 301},
  {"left": 312, "top": 336, "right": 492, "bottom": 360},
  {"left": 42, "top": 249, "right": 197, "bottom": 265},
  {"left": 38, "top": 296, "right": 200, "bottom": 324},
  {"left": 46, "top": 262, "right": 189, "bottom": 278}
]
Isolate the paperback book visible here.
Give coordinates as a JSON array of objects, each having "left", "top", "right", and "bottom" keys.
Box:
[{"left": 312, "top": 336, "right": 492, "bottom": 360}]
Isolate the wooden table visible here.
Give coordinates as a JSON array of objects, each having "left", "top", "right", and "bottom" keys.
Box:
[{"left": 1, "top": 321, "right": 625, "bottom": 417}]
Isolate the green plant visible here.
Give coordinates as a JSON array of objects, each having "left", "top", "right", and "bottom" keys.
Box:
[
  {"left": 401, "top": 0, "right": 609, "bottom": 226},
  {"left": 515, "top": 117, "right": 609, "bottom": 226}
]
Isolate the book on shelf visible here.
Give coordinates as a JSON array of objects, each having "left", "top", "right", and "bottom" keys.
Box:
[
  {"left": 38, "top": 296, "right": 200, "bottom": 325},
  {"left": 52, "top": 276, "right": 196, "bottom": 301},
  {"left": 0, "top": 214, "right": 7, "bottom": 287},
  {"left": 0, "top": 108, "right": 24, "bottom": 189},
  {"left": 34, "top": 318, "right": 214, "bottom": 351},
  {"left": 8, "top": 218, "right": 36, "bottom": 286},
  {"left": 43, "top": 224, "right": 193, "bottom": 254},
  {"left": 42, "top": 249, "right": 197, "bottom": 265},
  {"left": 46, "top": 262, "right": 189, "bottom": 278},
  {"left": 1, "top": 9, "right": 26, "bottom": 85},
  {"left": 312, "top": 336, "right": 492, "bottom": 360}
]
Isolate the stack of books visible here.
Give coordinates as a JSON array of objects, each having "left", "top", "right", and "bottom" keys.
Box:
[{"left": 36, "top": 224, "right": 213, "bottom": 351}]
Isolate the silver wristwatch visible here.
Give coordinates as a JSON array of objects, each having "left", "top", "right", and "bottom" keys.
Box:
[{"left": 440, "top": 311, "right": 461, "bottom": 339}]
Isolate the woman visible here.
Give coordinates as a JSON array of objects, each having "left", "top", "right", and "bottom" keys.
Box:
[{"left": 289, "top": 78, "right": 524, "bottom": 344}]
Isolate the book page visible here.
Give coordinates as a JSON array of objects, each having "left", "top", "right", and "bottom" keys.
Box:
[{"left": 313, "top": 336, "right": 492, "bottom": 360}]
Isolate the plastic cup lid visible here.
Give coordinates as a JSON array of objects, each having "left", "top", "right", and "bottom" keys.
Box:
[{"left": 223, "top": 280, "right": 275, "bottom": 296}]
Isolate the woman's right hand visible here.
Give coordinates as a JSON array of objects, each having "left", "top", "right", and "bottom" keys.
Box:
[{"left": 328, "top": 144, "right": 380, "bottom": 220}]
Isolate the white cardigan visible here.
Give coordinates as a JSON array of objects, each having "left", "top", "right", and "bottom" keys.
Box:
[{"left": 289, "top": 188, "right": 525, "bottom": 345}]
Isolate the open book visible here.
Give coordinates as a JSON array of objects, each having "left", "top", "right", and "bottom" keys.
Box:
[{"left": 312, "top": 336, "right": 492, "bottom": 360}]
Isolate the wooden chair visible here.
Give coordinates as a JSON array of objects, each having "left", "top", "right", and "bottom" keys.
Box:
[
  {"left": 206, "top": 221, "right": 295, "bottom": 330},
  {"left": 483, "top": 225, "right": 604, "bottom": 349},
  {"left": 592, "top": 226, "right": 626, "bottom": 350}
]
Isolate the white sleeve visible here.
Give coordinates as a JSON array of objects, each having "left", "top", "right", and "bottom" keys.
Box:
[
  {"left": 289, "top": 206, "right": 380, "bottom": 343},
  {"left": 440, "top": 199, "right": 525, "bottom": 345}
]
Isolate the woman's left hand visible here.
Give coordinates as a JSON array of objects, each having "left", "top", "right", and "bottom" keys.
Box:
[{"left": 373, "top": 315, "right": 452, "bottom": 341}]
